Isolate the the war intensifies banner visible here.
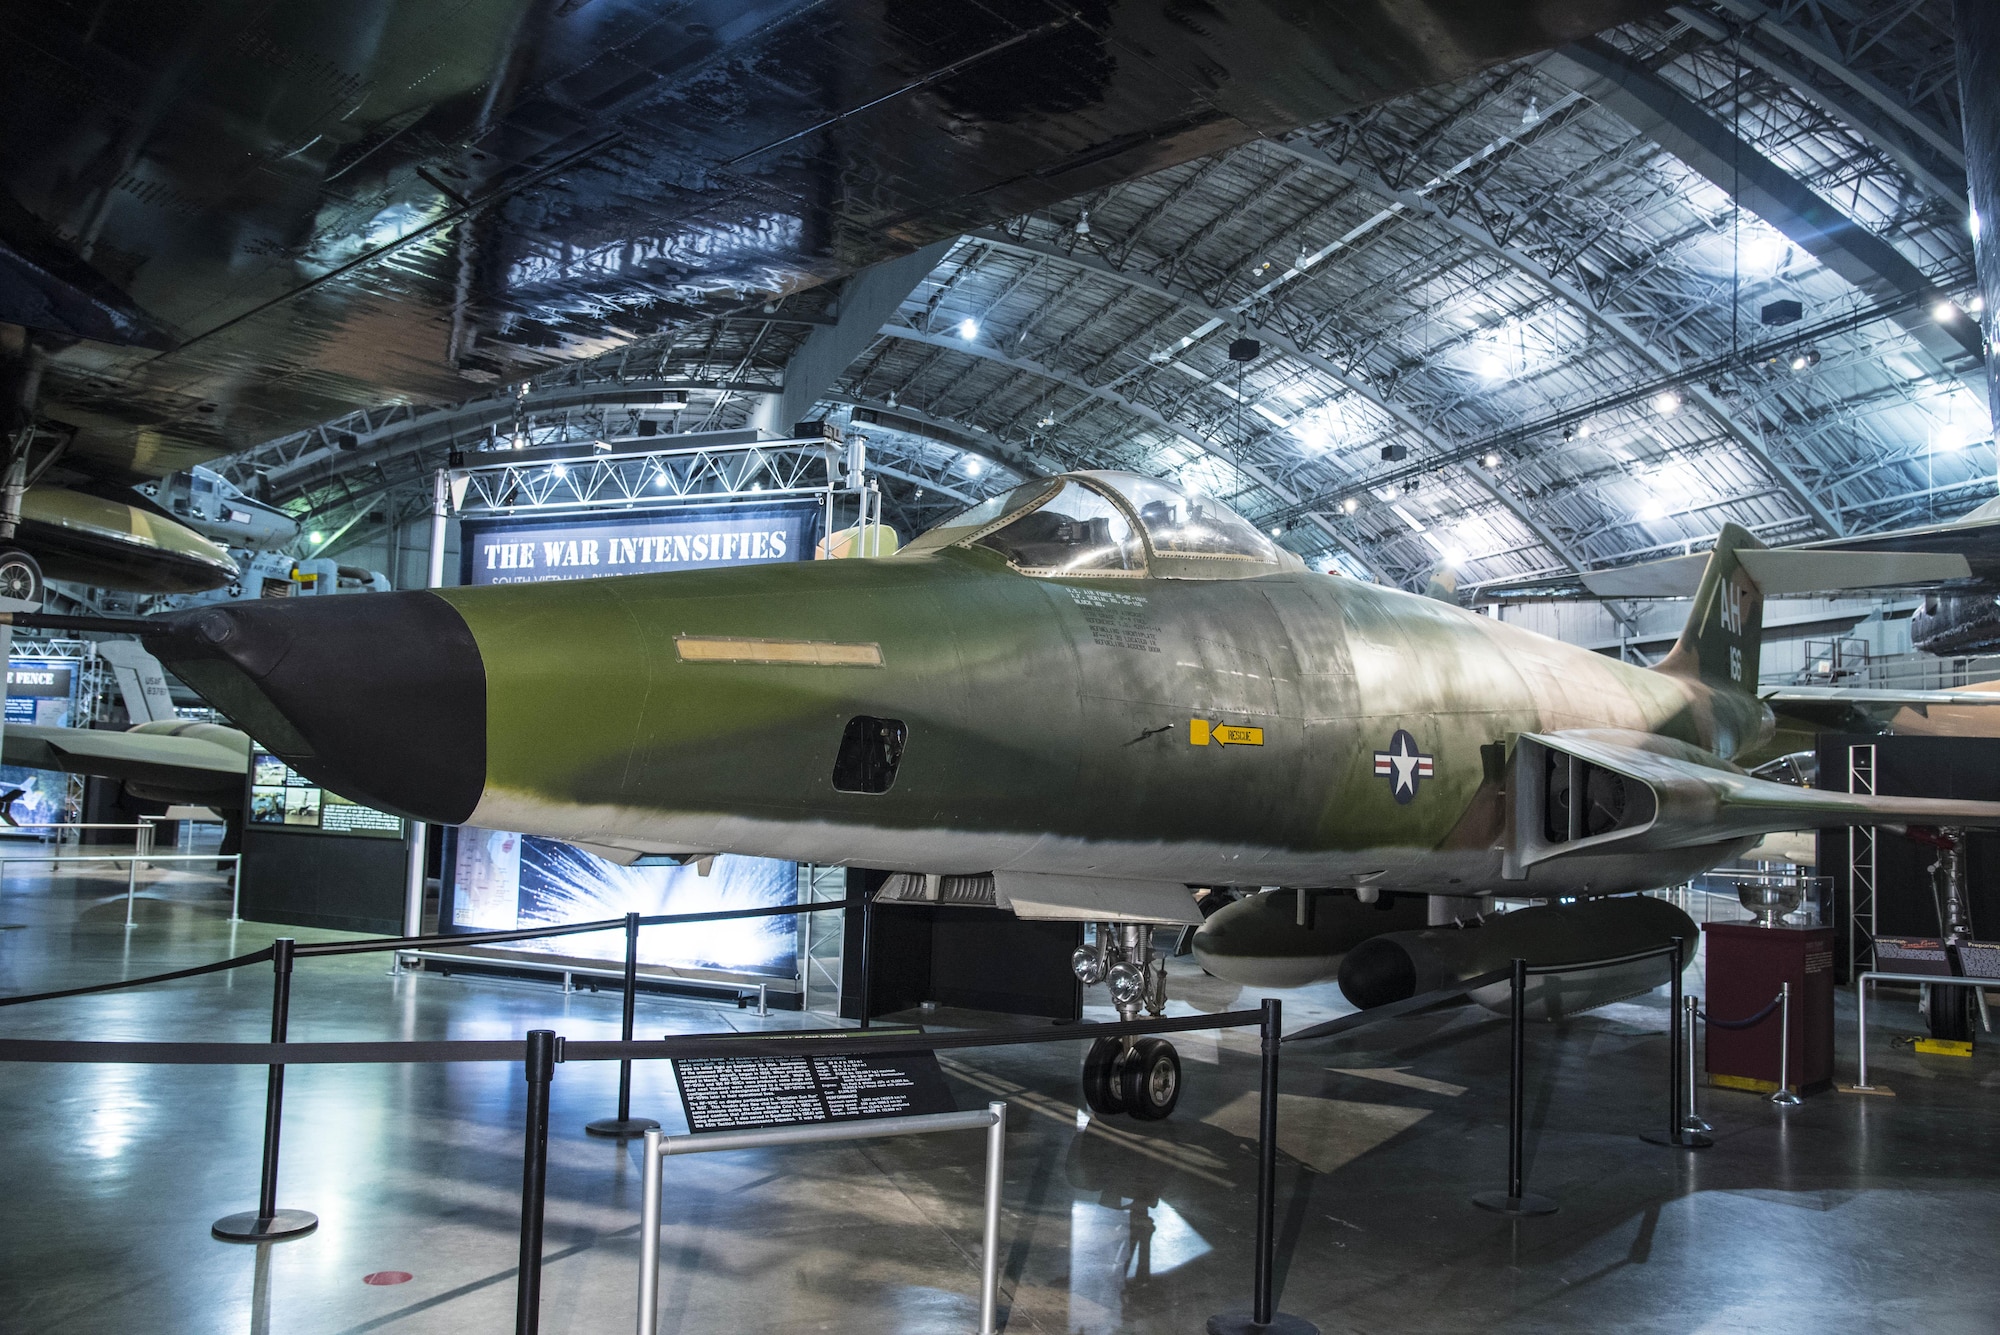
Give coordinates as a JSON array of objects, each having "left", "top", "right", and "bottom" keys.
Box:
[{"left": 462, "top": 502, "right": 817, "bottom": 586}]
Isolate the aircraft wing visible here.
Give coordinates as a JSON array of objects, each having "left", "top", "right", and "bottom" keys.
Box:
[
  {"left": 1576, "top": 548, "right": 1971, "bottom": 599},
  {"left": 1473, "top": 510, "right": 2000, "bottom": 603},
  {"left": 1, "top": 723, "right": 248, "bottom": 804},
  {"left": 1761, "top": 682, "right": 2000, "bottom": 733},
  {"left": 1506, "top": 729, "right": 2000, "bottom": 874},
  {"left": 1795, "top": 511, "right": 2000, "bottom": 585}
]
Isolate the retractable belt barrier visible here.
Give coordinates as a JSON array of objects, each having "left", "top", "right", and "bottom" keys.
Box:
[
  {"left": 0, "top": 898, "right": 865, "bottom": 1243},
  {"left": 1, "top": 913, "right": 1717, "bottom": 1333},
  {"left": 0, "top": 1003, "right": 1320, "bottom": 1335}
]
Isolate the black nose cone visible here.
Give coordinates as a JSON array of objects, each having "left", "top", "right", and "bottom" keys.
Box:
[{"left": 143, "top": 591, "right": 485, "bottom": 824}]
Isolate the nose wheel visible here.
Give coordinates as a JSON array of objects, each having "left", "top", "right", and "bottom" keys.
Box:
[
  {"left": 1080, "top": 1036, "right": 1182, "bottom": 1121},
  {"left": 0, "top": 548, "right": 42, "bottom": 605}
]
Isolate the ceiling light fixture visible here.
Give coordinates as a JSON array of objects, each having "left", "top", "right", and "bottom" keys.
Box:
[
  {"left": 1935, "top": 300, "right": 1961, "bottom": 323},
  {"left": 1340, "top": 496, "right": 1360, "bottom": 514},
  {"left": 958, "top": 318, "right": 979, "bottom": 340},
  {"left": 1073, "top": 211, "right": 1090, "bottom": 237},
  {"left": 1653, "top": 390, "right": 1682, "bottom": 416},
  {"left": 308, "top": 531, "right": 325, "bottom": 546},
  {"left": 1577, "top": 420, "right": 1594, "bottom": 439},
  {"left": 1789, "top": 349, "right": 1821, "bottom": 373},
  {"left": 1480, "top": 451, "right": 1502, "bottom": 469},
  {"left": 964, "top": 457, "right": 983, "bottom": 477}
]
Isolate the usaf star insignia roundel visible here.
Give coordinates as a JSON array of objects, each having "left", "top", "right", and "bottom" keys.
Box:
[{"left": 1372, "top": 729, "right": 1434, "bottom": 804}]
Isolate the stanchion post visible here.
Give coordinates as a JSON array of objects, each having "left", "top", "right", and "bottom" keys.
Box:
[
  {"left": 979, "top": 1100, "right": 1006, "bottom": 1335},
  {"left": 1473, "top": 958, "right": 1556, "bottom": 1215},
  {"left": 1206, "top": 999, "right": 1319, "bottom": 1335},
  {"left": 517, "top": 1029, "right": 556, "bottom": 1335},
  {"left": 587, "top": 913, "right": 660, "bottom": 1139},
  {"left": 1643, "top": 938, "right": 1710, "bottom": 1149},
  {"left": 1771, "top": 983, "right": 1801, "bottom": 1106},
  {"left": 857, "top": 884, "right": 876, "bottom": 1030},
  {"left": 639, "top": 1128, "right": 663, "bottom": 1335},
  {"left": 212, "top": 938, "right": 318, "bottom": 1241},
  {"left": 1683, "top": 995, "right": 1711, "bottom": 1133},
  {"left": 230, "top": 854, "right": 242, "bottom": 922}
]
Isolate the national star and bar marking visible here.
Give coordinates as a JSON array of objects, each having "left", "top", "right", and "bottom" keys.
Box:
[{"left": 1373, "top": 729, "right": 1433, "bottom": 803}]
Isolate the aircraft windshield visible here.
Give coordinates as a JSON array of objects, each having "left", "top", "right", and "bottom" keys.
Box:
[
  {"left": 1089, "top": 473, "right": 1282, "bottom": 562},
  {"left": 973, "top": 479, "right": 1142, "bottom": 574},
  {"left": 898, "top": 480, "right": 1056, "bottom": 556}
]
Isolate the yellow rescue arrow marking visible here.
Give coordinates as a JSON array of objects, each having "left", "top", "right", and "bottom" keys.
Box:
[{"left": 1190, "top": 719, "right": 1263, "bottom": 747}]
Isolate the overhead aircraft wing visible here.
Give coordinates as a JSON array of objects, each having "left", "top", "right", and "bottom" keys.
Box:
[
  {"left": 1505, "top": 729, "right": 2000, "bottom": 875},
  {"left": 1795, "top": 507, "right": 2000, "bottom": 584},
  {"left": 1, "top": 723, "right": 249, "bottom": 804},
  {"left": 1474, "top": 506, "right": 2000, "bottom": 603},
  {"left": 1577, "top": 548, "right": 1971, "bottom": 599}
]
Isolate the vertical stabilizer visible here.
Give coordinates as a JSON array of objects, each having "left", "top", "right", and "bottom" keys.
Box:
[{"left": 1655, "top": 523, "right": 1765, "bottom": 695}]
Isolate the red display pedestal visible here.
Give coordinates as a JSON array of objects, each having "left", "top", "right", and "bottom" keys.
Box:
[{"left": 1704, "top": 922, "right": 1835, "bottom": 1097}]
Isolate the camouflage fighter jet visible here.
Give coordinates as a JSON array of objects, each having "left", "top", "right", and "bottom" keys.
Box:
[{"left": 25, "top": 470, "right": 2000, "bottom": 1119}]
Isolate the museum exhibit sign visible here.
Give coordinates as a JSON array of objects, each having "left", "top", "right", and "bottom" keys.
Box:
[
  {"left": 239, "top": 747, "right": 412, "bottom": 932},
  {"left": 0, "top": 654, "right": 83, "bottom": 830}
]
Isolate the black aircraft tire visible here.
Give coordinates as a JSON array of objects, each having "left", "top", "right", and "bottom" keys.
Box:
[
  {"left": 1928, "top": 983, "right": 1973, "bottom": 1043},
  {"left": 1081, "top": 1037, "right": 1127, "bottom": 1115},
  {"left": 0, "top": 548, "right": 43, "bottom": 605},
  {"left": 1120, "top": 1038, "right": 1181, "bottom": 1122}
]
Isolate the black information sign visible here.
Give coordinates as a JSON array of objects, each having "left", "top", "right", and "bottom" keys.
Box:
[{"left": 671, "top": 1028, "right": 957, "bottom": 1134}]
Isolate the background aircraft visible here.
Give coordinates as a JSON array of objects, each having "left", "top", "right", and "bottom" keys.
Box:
[
  {"left": 37, "top": 469, "right": 2000, "bottom": 1121},
  {"left": 0, "top": 0, "right": 1671, "bottom": 587}
]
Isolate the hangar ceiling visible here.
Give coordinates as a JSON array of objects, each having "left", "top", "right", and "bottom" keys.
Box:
[{"left": 221, "top": 1, "right": 1990, "bottom": 596}]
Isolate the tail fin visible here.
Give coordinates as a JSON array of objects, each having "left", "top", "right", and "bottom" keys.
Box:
[{"left": 1655, "top": 523, "right": 1765, "bottom": 695}]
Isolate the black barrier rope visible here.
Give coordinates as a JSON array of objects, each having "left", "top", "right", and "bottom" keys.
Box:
[
  {"left": 0, "top": 1008, "right": 1264, "bottom": 1066},
  {"left": 0, "top": 898, "right": 866, "bottom": 1006},
  {"left": 1700, "top": 994, "right": 1783, "bottom": 1030},
  {"left": 293, "top": 896, "right": 865, "bottom": 957},
  {"left": 0, "top": 945, "right": 276, "bottom": 1008}
]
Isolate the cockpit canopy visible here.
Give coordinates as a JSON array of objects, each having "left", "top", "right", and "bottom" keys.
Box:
[{"left": 901, "top": 471, "right": 1301, "bottom": 580}]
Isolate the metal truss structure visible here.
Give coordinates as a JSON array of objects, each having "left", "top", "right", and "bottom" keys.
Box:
[
  {"left": 212, "top": 2, "right": 1986, "bottom": 595},
  {"left": 452, "top": 437, "right": 845, "bottom": 517}
]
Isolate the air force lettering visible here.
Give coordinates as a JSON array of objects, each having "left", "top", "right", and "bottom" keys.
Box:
[{"left": 1372, "top": 729, "right": 1434, "bottom": 804}]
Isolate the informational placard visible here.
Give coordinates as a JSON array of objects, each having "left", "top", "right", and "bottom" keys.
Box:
[
  {"left": 1, "top": 656, "right": 82, "bottom": 828},
  {"left": 460, "top": 500, "right": 819, "bottom": 586},
  {"left": 247, "top": 748, "right": 405, "bottom": 838},
  {"left": 442, "top": 831, "right": 801, "bottom": 979},
  {"left": 5, "top": 660, "right": 75, "bottom": 724},
  {"left": 672, "top": 1029, "right": 956, "bottom": 1133}
]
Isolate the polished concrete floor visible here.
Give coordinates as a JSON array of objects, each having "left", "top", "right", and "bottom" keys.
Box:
[{"left": 4, "top": 863, "right": 1999, "bottom": 1334}]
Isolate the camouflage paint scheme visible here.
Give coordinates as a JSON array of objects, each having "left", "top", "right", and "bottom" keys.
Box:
[{"left": 432, "top": 474, "right": 1774, "bottom": 898}]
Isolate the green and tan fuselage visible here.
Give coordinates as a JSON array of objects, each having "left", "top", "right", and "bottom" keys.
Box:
[{"left": 157, "top": 542, "right": 1769, "bottom": 897}]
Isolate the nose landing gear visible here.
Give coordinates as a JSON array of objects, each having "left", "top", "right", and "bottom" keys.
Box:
[{"left": 1075, "top": 923, "right": 1182, "bottom": 1121}]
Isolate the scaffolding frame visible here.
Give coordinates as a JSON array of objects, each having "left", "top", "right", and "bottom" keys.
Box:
[{"left": 1848, "top": 743, "right": 1878, "bottom": 979}]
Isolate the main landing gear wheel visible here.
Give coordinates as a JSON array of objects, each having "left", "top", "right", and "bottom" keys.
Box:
[
  {"left": 0, "top": 547, "right": 42, "bottom": 605},
  {"left": 1120, "top": 1038, "right": 1181, "bottom": 1121},
  {"left": 1928, "top": 982, "right": 1974, "bottom": 1043},
  {"left": 1082, "top": 1037, "right": 1127, "bottom": 1115}
]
